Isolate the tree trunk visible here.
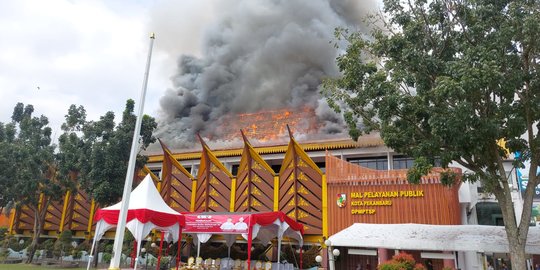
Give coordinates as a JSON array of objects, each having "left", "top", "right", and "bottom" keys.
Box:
[
  {"left": 496, "top": 181, "right": 530, "bottom": 270},
  {"left": 25, "top": 209, "right": 42, "bottom": 263},
  {"left": 25, "top": 200, "right": 49, "bottom": 264},
  {"left": 509, "top": 238, "right": 527, "bottom": 270}
]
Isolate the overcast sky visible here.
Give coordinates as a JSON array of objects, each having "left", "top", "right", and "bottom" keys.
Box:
[{"left": 0, "top": 0, "right": 215, "bottom": 139}]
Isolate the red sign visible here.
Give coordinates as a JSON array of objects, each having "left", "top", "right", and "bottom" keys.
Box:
[{"left": 183, "top": 214, "right": 251, "bottom": 234}]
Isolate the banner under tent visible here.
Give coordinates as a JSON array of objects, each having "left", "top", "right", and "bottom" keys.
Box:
[
  {"left": 86, "top": 174, "right": 185, "bottom": 270},
  {"left": 181, "top": 211, "right": 304, "bottom": 270}
]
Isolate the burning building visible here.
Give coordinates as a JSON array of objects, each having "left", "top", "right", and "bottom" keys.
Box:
[{"left": 5, "top": 1, "right": 529, "bottom": 269}]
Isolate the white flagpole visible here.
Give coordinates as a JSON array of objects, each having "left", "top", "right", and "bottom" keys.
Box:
[{"left": 108, "top": 33, "right": 155, "bottom": 270}]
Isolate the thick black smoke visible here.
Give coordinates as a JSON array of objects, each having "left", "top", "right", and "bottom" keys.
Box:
[{"left": 154, "top": 0, "right": 379, "bottom": 148}]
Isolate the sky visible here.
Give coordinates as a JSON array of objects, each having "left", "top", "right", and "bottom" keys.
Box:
[
  {"left": 0, "top": 0, "right": 215, "bottom": 140},
  {"left": 0, "top": 0, "right": 381, "bottom": 149}
]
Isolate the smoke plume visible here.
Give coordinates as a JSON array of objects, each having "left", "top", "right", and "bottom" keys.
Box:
[{"left": 153, "top": 0, "right": 379, "bottom": 149}]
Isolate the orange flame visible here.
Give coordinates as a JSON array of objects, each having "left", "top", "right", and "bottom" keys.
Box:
[{"left": 218, "top": 107, "right": 319, "bottom": 142}]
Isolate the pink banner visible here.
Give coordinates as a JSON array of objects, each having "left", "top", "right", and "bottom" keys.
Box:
[{"left": 183, "top": 214, "right": 250, "bottom": 234}]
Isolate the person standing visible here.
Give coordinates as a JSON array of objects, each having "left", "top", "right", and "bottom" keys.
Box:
[{"left": 425, "top": 259, "right": 434, "bottom": 270}]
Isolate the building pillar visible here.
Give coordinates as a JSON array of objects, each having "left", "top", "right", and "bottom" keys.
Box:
[
  {"left": 378, "top": 248, "right": 389, "bottom": 265},
  {"left": 460, "top": 203, "right": 469, "bottom": 225},
  {"left": 443, "top": 251, "right": 455, "bottom": 268},
  {"left": 322, "top": 248, "right": 329, "bottom": 269}
]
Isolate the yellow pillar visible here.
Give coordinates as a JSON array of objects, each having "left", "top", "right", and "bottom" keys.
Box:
[
  {"left": 8, "top": 208, "right": 16, "bottom": 235},
  {"left": 86, "top": 199, "right": 96, "bottom": 239},
  {"left": 322, "top": 174, "right": 328, "bottom": 237},
  {"left": 273, "top": 175, "right": 279, "bottom": 211},
  {"left": 230, "top": 178, "right": 237, "bottom": 212},
  {"left": 59, "top": 190, "right": 71, "bottom": 233},
  {"left": 190, "top": 180, "right": 198, "bottom": 212}
]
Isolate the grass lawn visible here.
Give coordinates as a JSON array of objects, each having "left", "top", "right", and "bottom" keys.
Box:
[{"left": 0, "top": 263, "right": 88, "bottom": 270}]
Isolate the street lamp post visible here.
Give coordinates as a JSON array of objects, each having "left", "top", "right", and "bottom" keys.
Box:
[
  {"left": 141, "top": 248, "right": 148, "bottom": 270},
  {"left": 319, "top": 240, "right": 339, "bottom": 270}
]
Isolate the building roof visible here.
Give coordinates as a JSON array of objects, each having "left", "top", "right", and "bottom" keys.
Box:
[
  {"left": 328, "top": 223, "right": 540, "bottom": 254},
  {"left": 147, "top": 133, "right": 385, "bottom": 162}
]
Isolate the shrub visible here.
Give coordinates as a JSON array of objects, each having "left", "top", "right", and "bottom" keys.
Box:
[
  {"left": 0, "top": 228, "right": 7, "bottom": 242},
  {"left": 378, "top": 252, "right": 425, "bottom": 270},
  {"left": 72, "top": 249, "right": 82, "bottom": 259},
  {"left": 40, "top": 239, "right": 55, "bottom": 258},
  {"left": 103, "top": 252, "right": 112, "bottom": 263},
  {"left": 0, "top": 247, "right": 10, "bottom": 262}
]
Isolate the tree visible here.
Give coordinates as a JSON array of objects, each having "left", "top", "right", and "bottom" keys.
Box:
[
  {"left": 59, "top": 99, "right": 157, "bottom": 206},
  {"left": 0, "top": 103, "right": 67, "bottom": 263},
  {"left": 323, "top": 0, "right": 539, "bottom": 269},
  {"left": 0, "top": 121, "right": 17, "bottom": 211},
  {"left": 55, "top": 100, "right": 156, "bottom": 268}
]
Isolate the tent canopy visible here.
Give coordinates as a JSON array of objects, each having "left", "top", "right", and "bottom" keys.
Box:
[
  {"left": 328, "top": 223, "right": 540, "bottom": 254},
  {"left": 88, "top": 175, "right": 185, "bottom": 270},
  {"left": 93, "top": 174, "right": 185, "bottom": 242}
]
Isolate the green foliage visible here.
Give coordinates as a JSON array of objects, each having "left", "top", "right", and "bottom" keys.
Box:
[
  {"left": 102, "top": 252, "right": 112, "bottom": 263},
  {"left": 0, "top": 247, "right": 9, "bottom": 262},
  {"left": 57, "top": 100, "right": 157, "bottom": 206},
  {"left": 533, "top": 205, "right": 540, "bottom": 217},
  {"left": 325, "top": 1, "right": 539, "bottom": 268},
  {"left": 58, "top": 230, "right": 73, "bottom": 244},
  {"left": 122, "top": 230, "right": 135, "bottom": 256},
  {"left": 0, "top": 227, "right": 6, "bottom": 242},
  {"left": 53, "top": 230, "right": 74, "bottom": 258},
  {"left": 39, "top": 239, "right": 55, "bottom": 258},
  {"left": 0, "top": 103, "right": 59, "bottom": 210},
  {"left": 324, "top": 0, "right": 540, "bottom": 188},
  {"left": 159, "top": 256, "right": 171, "bottom": 270},
  {"left": 71, "top": 249, "right": 82, "bottom": 259},
  {"left": 104, "top": 242, "right": 113, "bottom": 253},
  {"left": 6, "top": 237, "right": 27, "bottom": 252}
]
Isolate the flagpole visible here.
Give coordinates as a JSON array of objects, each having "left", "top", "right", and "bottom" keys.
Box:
[{"left": 108, "top": 32, "right": 155, "bottom": 270}]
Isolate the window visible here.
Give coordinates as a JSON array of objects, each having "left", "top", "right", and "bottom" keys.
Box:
[
  {"left": 150, "top": 169, "right": 161, "bottom": 178},
  {"left": 271, "top": 164, "right": 281, "bottom": 174},
  {"left": 348, "top": 157, "right": 388, "bottom": 170},
  {"left": 231, "top": 164, "right": 239, "bottom": 176},
  {"left": 476, "top": 202, "right": 504, "bottom": 226},
  {"left": 392, "top": 156, "right": 442, "bottom": 169},
  {"left": 392, "top": 156, "right": 415, "bottom": 169}
]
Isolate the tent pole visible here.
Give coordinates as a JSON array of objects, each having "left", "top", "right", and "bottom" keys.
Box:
[
  {"left": 131, "top": 240, "right": 137, "bottom": 268},
  {"left": 299, "top": 246, "right": 303, "bottom": 270},
  {"left": 86, "top": 236, "right": 98, "bottom": 270},
  {"left": 197, "top": 239, "right": 201, "bottom": 259},
  {"left": 157, "top": 231, "right": 165, "bottom": 270},
  {"left": 247, "top": 227, "right": 253, "bottom": 270},
  {"left": 134, "top": 239, "right": 142, "bottom": 270},
  {"left": 277, "top": 238, "right": 282, "bottom": 270},
  {"left": 176, "top": 228, "right": 182, "bottom": 270}
]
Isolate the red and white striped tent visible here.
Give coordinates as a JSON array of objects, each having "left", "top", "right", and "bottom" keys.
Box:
[{"left": 87, "top": 174, "right": 185, "bottom": 270}]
